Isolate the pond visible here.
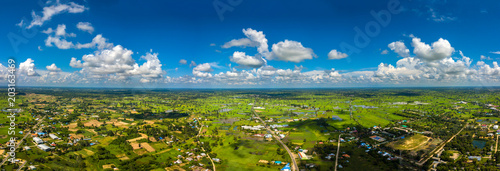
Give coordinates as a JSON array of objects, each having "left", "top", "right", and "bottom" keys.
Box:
[{"left": 472, "top": 140, "right": 487, "bottom": 149}]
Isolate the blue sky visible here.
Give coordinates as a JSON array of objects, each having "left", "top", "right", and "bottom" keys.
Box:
[{"left": 1, "top": 0, "right": 500, "bottom": 88}]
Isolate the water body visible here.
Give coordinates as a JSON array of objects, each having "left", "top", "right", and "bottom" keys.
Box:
[{"left": 472, "top": 140, "right": 487, "bottom": 149}]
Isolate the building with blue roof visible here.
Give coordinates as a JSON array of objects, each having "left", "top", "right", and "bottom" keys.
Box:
[{"left": 281, "top": 163, "right": 291, "bottom": 171}]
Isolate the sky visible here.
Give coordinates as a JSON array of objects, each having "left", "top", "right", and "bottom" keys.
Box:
[{"left": 1, "top": 0, "right": 500, "bottom": 88}]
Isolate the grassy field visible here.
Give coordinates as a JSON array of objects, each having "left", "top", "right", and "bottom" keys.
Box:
[{"left": 387, "top": 134, "right": 430, "bottom": 151}]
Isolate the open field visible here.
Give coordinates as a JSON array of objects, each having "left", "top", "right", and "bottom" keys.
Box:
[{"left": 0, "top": 88, "right": 498, "bottom": 170}]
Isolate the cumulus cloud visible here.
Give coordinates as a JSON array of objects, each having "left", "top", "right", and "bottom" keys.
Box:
[
  {"left": 43, "top": 24, "right": 78, "bottom": 49},
  {"left": 129, "top": 51, "right": 165, "bottom": 82},
  {"left": 269, "top": 40, "right": 316, "bottom": 63},
  {"left": 192, "top": 63, "right": 216, "bottom": 77},
  {"left": 26, "top": 2, "right": 87, "bottom": 29},
  {"left": 42, "top": 24, "right": 76, "bottom": 37},
  {"left": 328, "top": 49, "right": 348, "bottom": 60},
  {"left": 68, "top": 45, "right": 165, "bottom": 84},
  {"left": 388, "top": 41, "right": 410, "bottom": 57},
  {"left": 412, "top": 37, "right": 454, "bottom": 62},
  {"left": 45, "top": 35, "right": 74, "bottom": 49},
  {"left": 179, "top": 59, "right": 187, "bottom": 65},
  {"left": 80, "top": 45, "right": 135, "bottom": 75},
  {"left": 46, "top": 63, "right": 61, "bottom": 72},
  {"left": 76, "top": 22, "right": 94, "bottom": 34},
  {"left": 230, "top": 51, "right": 266, "bottom": 68},
  {"left": 19, "top": 58, "right": 39, "bottom": 76},
  {"left": 69, "top": 57, "right": 83, "bottom": 68},
  {"left": 193, "top": 63, "right": 214, "bottom": 72}
]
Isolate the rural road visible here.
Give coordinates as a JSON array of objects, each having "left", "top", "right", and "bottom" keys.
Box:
[
  {"left": 252, "top": 110, "right": 298, "bottom": 171},
  {"left": 16, "top": 160, "right": 26, "bottom": 171},
  {"left": 416, "top": 123, "right": 467, "bottom": 166},
  {"left": 197, "top": 124, "right": 216, "bottom": 171},
  {"left": 496, "top": 134, "right": 499, "bottom": 153},
  {"left": 0, "top": 115, "right": 46, "bottom": 167},
  {"left": 334, "top": 134, "right": 342, "bottom": 171}
]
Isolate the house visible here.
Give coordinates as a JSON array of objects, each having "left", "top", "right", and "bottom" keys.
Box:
[
  {"left": 468, "top": 156, "right": 481, "bottom": 161},
  {"left": 37, "top": 144, "right": 51, "bottom": 152},
  {"left": 212, "top": 158, "right": 220, "bottom": 162},
  {"left": 298, "top": 152, "right": 309, "bottom": 160},
  {"left": 24, "top": 146, "right": 31, "bottom": 151},
  {"left": 29, "top": 165, "right": 36, "bottom": 170},
  {"left": 494, "top": 125, "right": 499, "bottom": 129},
  {"left": 342, "top": 154, "right": 351, "bottom": 158},
  {"left": 281, "top": 163, "right": 291, "bottom": 171},
  {"left": 174, "top": 159, "right": 182, "bottom": 164}
]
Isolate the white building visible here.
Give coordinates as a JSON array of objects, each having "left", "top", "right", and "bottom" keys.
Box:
[
  {"left": 33, "top": 137, "right": 43, "bottom": 144},
  {"left": 37, "top": 144, "right": 51, "bottom": 152},
  {"left": 49, "top": 134, "right": 60, "bottom": 140},
  {"left": 494, "top": 125, "right": 499, "bottom": 129}
]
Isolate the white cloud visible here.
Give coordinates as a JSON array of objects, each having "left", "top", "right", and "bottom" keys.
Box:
[
  {"left": 230, "top": 51, "right": 266, "bottom": 68},
  {"left": 69, "top": 57, "right": 83, "bottom": 68},
  {"left": 388, "top": 41, "right": 410, "bottom": 57},
  {"left": 242, "top": 28, "right": 269, "bottom": 55},
  {"left": 45, "top": 35, "right": 74, "bottom": 49},
  {"left": 75, "top": 34, "right": 113, "bottom": 49},
  {"left": 179, "top": 59, "right": 187, "bottom": 65},
  {"left": 76, "top": 22, "right": 94, "bottom": 34},
  {"left": 328, "top": 49, "right": 348, "bottom": 60},
  {"left": 269, "top": 40, "right": 316, "bottom": 63},
  {"left": 490, "top": 51, "right": 500, "bottom": 55},
  {"left": 222, "top": 38, "right": 258, "bottom": 49},
  {"left": 193, "top": 63, "right": 214, "bottom": 72},
  {"left": 19, "top": 58, "right": 39, "bottom": 76},
  {"left": 192, "top": 63, "right": 215, "bottom": 77},
  {"left": 381, "top": 49, "right": 389, "bottom": 55},
  {"left": 189, "top": 61, "right": 197, "bottom": 67},
  {"left": 42, "top": 24, "right": 78, "bottom": 49},
  {"left": 26, "top": 2, "right": 87, "bottom": 29},
  {"left": 16, "top": 20, "right": 24, "bottom": 27},
  {"left": 55, "top": 24, "right": 76, "bottom": 37},
  {"left": 46, "top": 63, "right": 61, "bottom": 72},
  {"left": 481, "top": 55, "right": 492, "bottom": 60},
  {"left": 80, "top": 45, "right": 135, "bottom": 75},
  {"left": 129, "top": 51, "right": 165, "bottom": 80},
  {"left": 412, "top": 37, "right": 454, "bottom": 62}
]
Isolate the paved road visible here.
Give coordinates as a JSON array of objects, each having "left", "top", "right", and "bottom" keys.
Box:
[
  {"left": 334, "top": 134, "right": 342, "bottom": 171},
  {"left": 416, "top": 123, "right": 467, "bottom": 166},
  {"left": 252, "top": 110, "right": 298, "bottom": 171},
  {"left": 16, "top": 160, "right": 26, "bottom": 171},
  {"left": 0, "top": 115, "right": 46, "bottom": 167}
]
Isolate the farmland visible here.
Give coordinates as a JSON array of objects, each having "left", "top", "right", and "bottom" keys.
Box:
[{"left": 0, "top": 87, "right": 498, "bottom": 170}]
